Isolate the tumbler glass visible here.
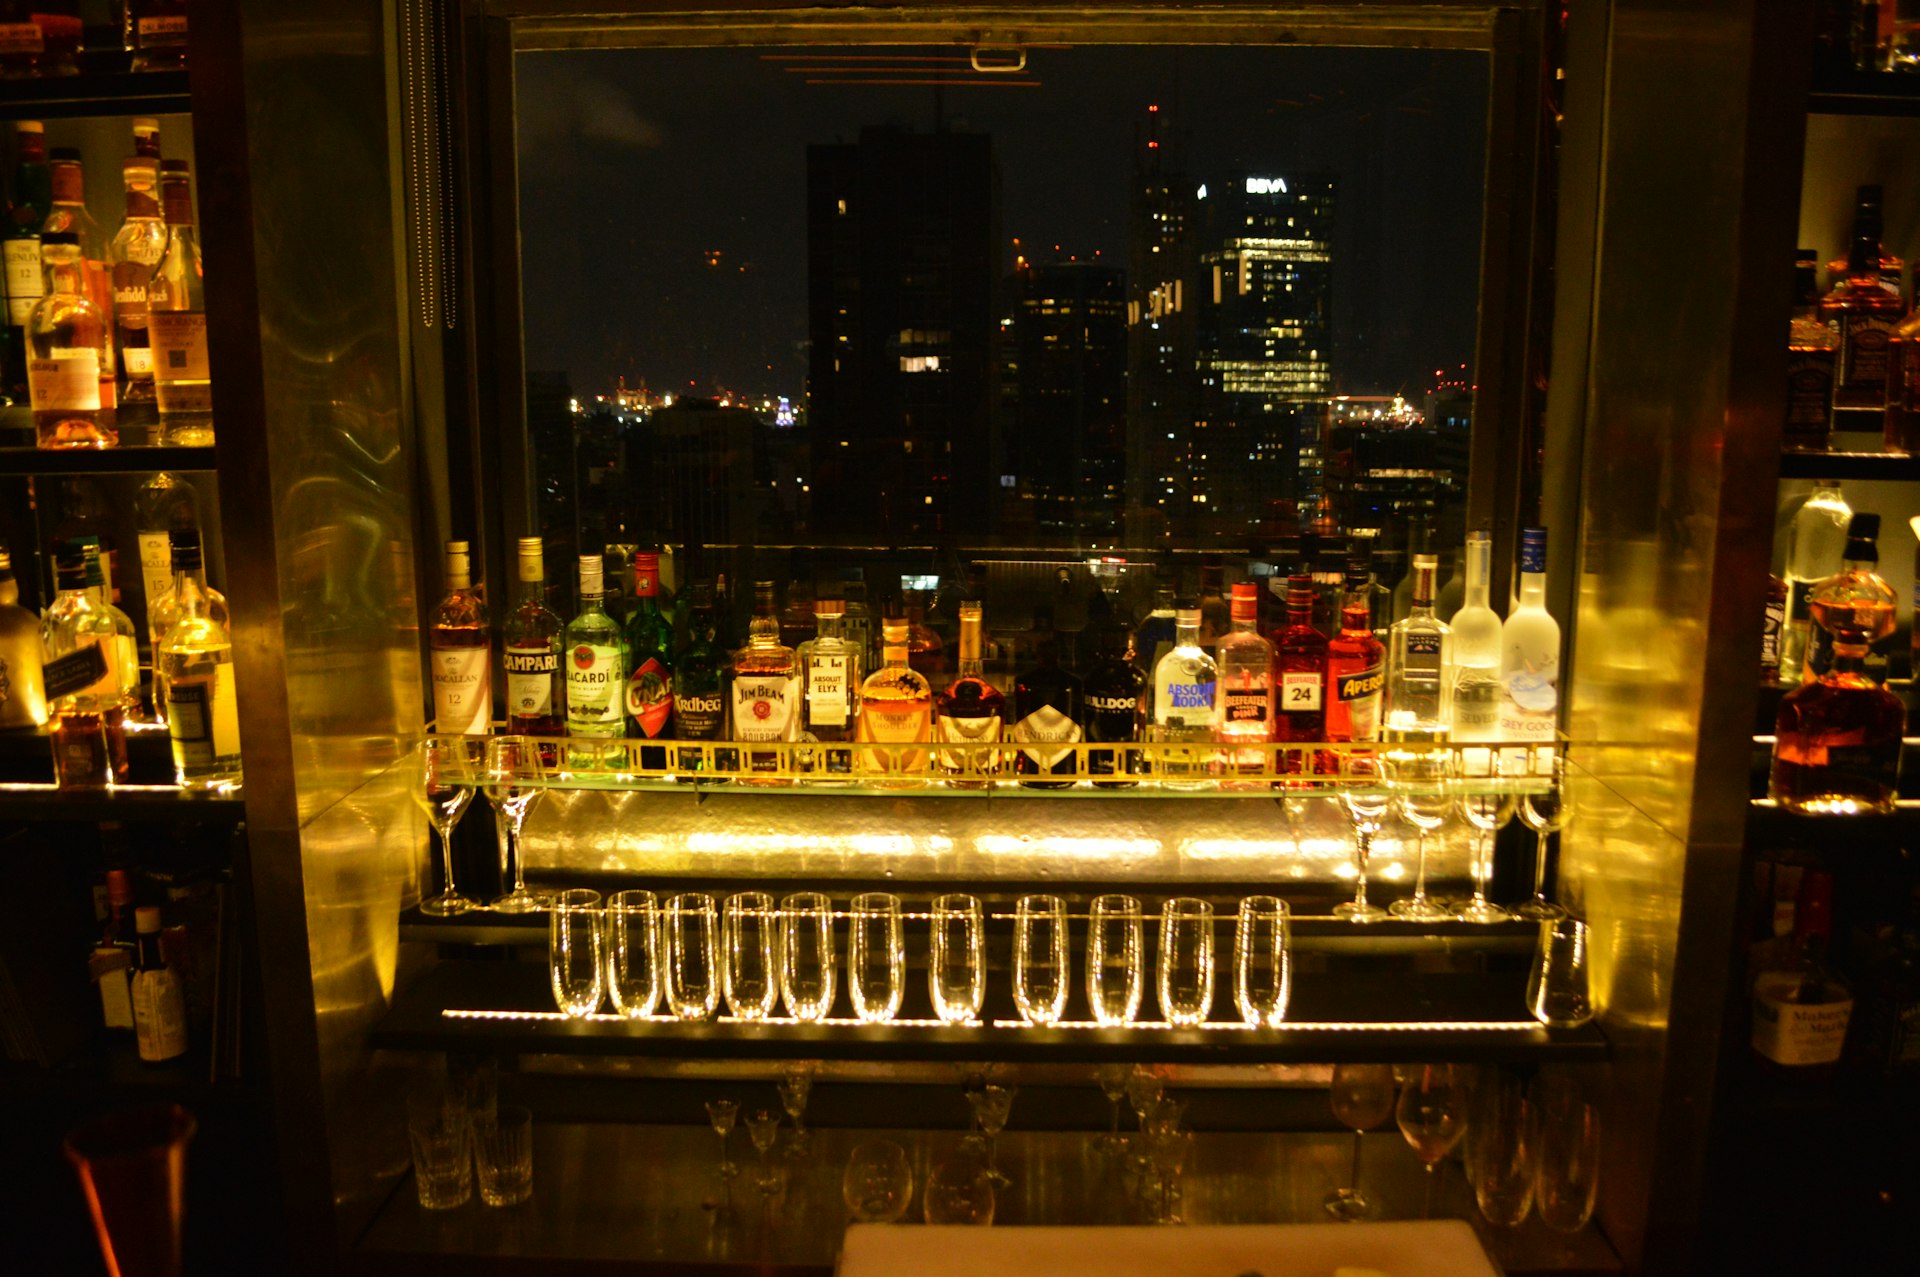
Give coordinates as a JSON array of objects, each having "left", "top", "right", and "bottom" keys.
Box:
[
  {"left": 723, "top": 891, "right": 779, "bottom": 1020},
  {"left": 849, "top": 891, "right": 905, "bottom": 1023},
  {"left": 1012, "top": 894, "right": 1069, "bottom": 1025},
  {"left": 663, "top": 892, "right": 719, "bottom": 1021},
  {"left": 930, "top": 893, "right": 986, "bottom": 1024},
  {"left": 547, "top": 888, "right": 604, "bottom": 1017},
  {"left": 474, "top": 1105, "right": 534, "bottom": 1207},
  {"left": 1233, "top": 895, "right": 1291, "bottom": 1027},
  {"left": 604, "top": 889, "right": 660, "bottom": 1018},
  {"left": 1527, "top": 917, "right": 1595, "bottom": 1028},
  {"left": 406, "top": 1088, "right": 473, "bottom": 1210},
  {"left": 1157, "top": 898, "right": 1215, "bottom": 1026},
  {"left": 780, "top": 891, "right": 838, "bottom": 1022},
  {"left": 1086, "top": 894, "right": 1144, "bottom": 1026},
  {"left": 843, "top": 1139, "right": 914, "bottom": 1223}
]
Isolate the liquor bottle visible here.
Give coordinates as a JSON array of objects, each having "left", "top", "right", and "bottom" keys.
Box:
[
  {"left": 1787, "top": 249, "right": 1841, "bottom": 453},
  {"left": 501, "top": 536, "right": 564, "bottom": 739},
  {"left": 903, "top": 590, "right": 947, "bottom": 684},
  {"left": 1448, "top": 532, "right": 1503, "bottom": 746},
  {"left": 1761, "top": 574, "right": 1787, "bottom": 686},
  {"left": 1152, "top": 606, "right": 1219, "bottom": 788},
  {"left": 1133, "top": 580, "right": 1178, "bottom": 690},
  {"left": 156, "top": 530, "right": 241, "bottom": 789},
  {"left": 1752, "top": 869, "right": 1853, "bottom": 1079},
  {"left": 1771, "top": 514, "right": 1903, "bottom": 814},
  {"left": 89, "top": 868, "right": 136, "bottom": 1032},
  {"left": 1821, "top": 185, "right": 1907, "bottom": 415},
  {"left": 934, "top": 601, "right": 1003, "bottom": 788},
  {"left": 147, "top": 159, "right": 211, "bottom": 441},
  {"left": 1499, "top": 528, "right": 1559, "bottom": 749},
  {"left": 1080, "top": 622, "right": 1146, "bottom": 788},
  {"left": 3, "top": 120, "right": 49, "bottom": 403},
  {"left": 1011, "top": 607, "right": 1083, "bottom": 789},
  {"left": 779, "top": 575, "right": 817, "bottom": 651},
  {"left": 857, "top": 617, "right": 932, "bottom": 784},
  {"left": 1214, "top": 581, "right": 1274, "bottom": 781},
  {"left": 130, "top": 905, "right": 189, "bottom": 1063},
  {"left": 127, "top": 0, "right": 189, "bottom": 71},
  {"left": 429, "top": 540, "right": 490, "bottom": 736},
  {"left": 133, "top": 470, "right": 199, "bottom": 638},
  {"left": 43, "top": 146, "right": 114, "bottom": 377},
  {"left": 731, "top": 580, "right": 799, "bottom": 784},
  {"left": 109, "top": 158, "right": 165, "bottom": 405},
  {"left": 1384, "top": 553, "right": 1452, "bottom": 742},
  {"left": 27, "top": 232, "right": 114, "bottom": 448},
  {"left": 1271, "top": 574, "right": 1329, "bottom": 776},
  {"left": 145, "top": 529, "right": 225, "bottom": 727},
  {"left": 564, "top": 554, "right": 627, "bottom": 765},
  {"left": 0, "top": 546, "right": 47, "bottom": 728},
  {"left": 1804, "top": 506, "right": 1893, "bottom": 685},
  {"left": 42, "top": 546, "right": 129, "bottom": 787},
  {"left": 623, "top": 551, "right": 673, "bottom": 770},
  {"left": 671, "top": 582, "right": 729, "bottom": 782},
  {"left": 79, "top": 542, "right": 139, "bottom": 714},
  {"left": 1781, "top": 481, "right": 1852, "bottom": 688},
  {"left": 1196, "top": 562, "right": 1228, "bottom": 652},
  {"left": 133, "top": 117, "right": 162, "bottom": 161},
  {"left": 796, "top": 597, "right": 859, "bottom": 778},
  {"left": 0, "top": 3, "right": 79, "bottom": 76},
  {"left": 1326, "top": 568, "right": 1386, "bottom": 746},
  {"left": 839, "top": 568, "right": 875, "bottom": 672}
]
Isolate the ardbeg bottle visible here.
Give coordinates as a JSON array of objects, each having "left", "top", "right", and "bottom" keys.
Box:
[{"left": 671, "top": 582, "right": 728, "bottom": 783}]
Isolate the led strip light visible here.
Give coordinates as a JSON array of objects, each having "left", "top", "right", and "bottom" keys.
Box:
[{"left": 441, "top": 1009, "right": 1543, "bottom": 1032}]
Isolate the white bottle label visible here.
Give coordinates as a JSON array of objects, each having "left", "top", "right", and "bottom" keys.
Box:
[
  {"left": 806, "top": 655, "right": 849, "bottom": 727},
  {"left": 164, "top": 663, "right": 238, "bottom": 766},
  {"left": 1501, "top": 650, "right": 1558, "bottom": 741},
  {"left": 138, "top": 532, "right": 174, "bottom": 609},
  {"left": 1751, "top": 971, "right": 1852, "bottom": 1067},
  {"left": 0, "top": 23, "right": 44, "bottom": 55},
  {"left": 27, "top": 352, "right": 102, "bottom": 412},
  {"left": 123, "top": 346, "right": 154, "bottom": 376},
  {"left": 132, "top": 966, "right": 190, "bottom": 1061},
  {"left": 151, "top": 311, "right": 210, "bottom": 384},
  {"left": 504, "top": 645, "right": 557, "bottom": 717},
  {"left": 138, "top": 15, "right": 190, "bottom": 46},
  {"left": 1279, "top": 670, "right": 1323, "bottom": 712},
  {"left": 1011, "top": 703, "right": 1082, "bottom": 769},
  {"left": 4, "top": 238, "right": 44, "bottom": 325},
  {"left": 733, "top": 673, "right": 798, "bottom": 742},
  {"left": 432, "top": 646, "right": 491, "bottom": 734},
  {"left": 565, "top": 642, "right": 622, "bottom": 728}
]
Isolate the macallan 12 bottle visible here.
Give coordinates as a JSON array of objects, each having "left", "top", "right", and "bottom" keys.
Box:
[
  {"left": 429, "top": 540, "right": 491, "bottom": 736},
  {"left": 623, "top": 551, "right": 673, "bottom": 771},
  {"left": 501, "top": 536, "right": 563, "bottom": 739},
  {"left": 859, "top": 617, "right": 932, "bottom": 785},
  {"left": 935, "top": 602, "right": 1003, "bottom": 788}
]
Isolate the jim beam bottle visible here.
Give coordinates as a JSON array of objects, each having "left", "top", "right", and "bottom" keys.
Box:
[{"left": 731, "top": 580, "right": 799, "bottom": 784}]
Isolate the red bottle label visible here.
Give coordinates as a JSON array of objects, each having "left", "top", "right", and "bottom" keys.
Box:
[{"left": 625, "top": 657, "right": 672, "bottom": 738}]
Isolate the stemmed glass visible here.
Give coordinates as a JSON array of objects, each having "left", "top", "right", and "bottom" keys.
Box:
[
  {"left": 745, "top": 1109, "right": 782, "bottom": 1197},
  {"left": 705, "top": 1099, "right": 740, "bottom": 1181},
  {"left": 1147, "top": 1126, "right": 1193, "bottom": 1225},
  {"left": 930, "top": 893, "right": 986, "bottom": 1024},
  {"left": 415, "top": 737, "right": 479, "bottom": 915},
  {"left": 1336, "top": 754, "right": 1392, "bottom": 922},
  {"left": 1456, "top": 754, "right": 1516, "bottom": 923},
  {"left": 1386, "top": 749, "right": 1454, "bottom": 921},
  {"left": 1323, "top": 1063, "right": 1396, "bottom": 1220},
  {"left": 1125, "top": 1067, "right": 1164, "bottom": 1173},
  {"left": 1467, "top": 1068, "right": 1536, "bottom": 1228},
  {"left": 779, "top": 892, "right": 837, "bottom": 1022},
  {"left": 966, "top": 1084, "right": 1016, "bottom": 1187},
  {"left": 777, "top": 1064, "right": 815, "bottom": 1158},
  {"left": 1013, "top": 894, "right": 1069, "bottom": 1025},
  {"left": 1087, "top": 895, "right": 1145, "bottom": 1025},
  {"left": 1396, "top": 1063, "right": 1470, "bottom": 1217},
  {"left": 1158, "top": 898, "right": 1215, "bottom": 1025},
  {"left": 1512, "top": 751, "right": 1572, "bottom": 920},
  {"left": 722, "top": 892, "right": 778, "bottom": 1020},
  {"left": 483, "top": 737, "right": 547, "bottom": 912},
  {"left": 848, "top": 892, "right": 904, "bottom": 1023},
  {"left": 1094, "top": 1064, "right": 1131, "bottom": 1153}
]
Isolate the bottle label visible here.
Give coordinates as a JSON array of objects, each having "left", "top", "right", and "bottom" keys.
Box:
[
  {"left": 1839, "top": 315, "right": 1896, "bottom": 405},
  {"left": 0, "top": 23, "right": 43, "bottom": 54},
  {"left": 732, "top": 673, "right": 797, "bottom": 742},
  {"left": 1760, "top": 595, "right": 1784, "bottom": 674},
  {"left": 151, "top": 311, "right": 210, "bottom": 381},
  {"left": 1335, "top": 663, "right": 1383, "bottom": 741},
  {"left": 861, "top": 705, "right": 929, "bottom": 744},
  {"left": 132, "top": 968, "right": 190, "bottom": 1062},
  {"left": 166, "top": 663, "right": 240, "bottom": 765},
  {"left": 137, "top": 15, "right": 190, "bottom": 46},
  {"left": 807, "top": 654, "right": 849, "bottom": 728},
  {"left": 1752, "top": 971, "right": 1853, "bottom": 1067},
  {"left": 1011, "top": 703, "right": 1082, "bottom": 769},
  {"left": 1500, "top": 653, "right": 1558, "bottom": 740},
  {"left": 1819, "top": 742, "right": 1902, "bottom": 793},
  {"left": 27, "top": 352, "right": 102, "bottom": 412},
  {"left": 113, "top": 276, "right": 151, "bottom": 318},
  {"left": 565, "top": 642, "right": 623, "bottom": 728},
  {"left": 4, "top": 237, "right": 43, "bottom": 325},
  {"left": 1784, "top": 350, "right": 1836, "bottom": 447},
  {"left": 1402, "top": 632, "right": 1443, "bottom": 671},
  {"left": 937, "top": 711, "right": 1001, "bottom": 744},
  {"left": 1280, "top": 671, "right": 1324, "bottom": 712},
  {"left": 431, "top": 647, "right": 491, "bottom": 734},
  {"left": 138, "top": 532, "right": 173, "bottom": 611},
  {"left": 672, "top": 690, "right": 725, "bottom": 739},
  {"left": 503, "top": 644, "right": 558, "bottom": 717},
  {"left": 1220, "top": 687, "right": 1270, "bottom": 725},
  {"left": 123, "top": 344, "right": 155, "bottom": 376},
  {"left": 1157, "top": 679, "right": 1216, "bottom": 728},
  {"left": 625, "top": 656, "right": 672, "bottom": 738}
]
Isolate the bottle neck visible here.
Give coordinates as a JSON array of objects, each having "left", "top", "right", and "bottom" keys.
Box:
[
  {"left": 1464, "top": 540, "right": 1491, "bottom": 606},
  {"left": 1340, "top": 591, "right": 1371, "bottom": 631},
  {"left": 124, "top": 183, "right": 159, "bottom": 220},
  {"left": 883, "top": 641, "right": 909, "bottom": 669},
  {"left": 1174, "top": 620, "right": 1199, "bottom": 646},
  {"left": 816, "top": 614, "right": 846, "bottom": 642},
  {"left": 957, "top": 616, "right": 983, "bottom": 674},
  {"left": 171, "top": 563, "right": 212, "bottom": 614},
  {"left": 516, "top": 572, "right": 545, "bottom": 605},
  {"left": 46, "top": 255, "right": 85, "bottom": 296}
]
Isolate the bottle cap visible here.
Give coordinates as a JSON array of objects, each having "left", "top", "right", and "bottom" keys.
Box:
[
  {"left": 1795, "top": 248, "right": 1818, "bottom": 265},
  {"left": 1175, "top": 607, "right": 1200, "bottom": 626},
  {"left": 107, "top": 869, "right": 133, "bottom": 906},
  {"left": 40, "top": 231, "right": 78, "bottom": 247},
  {"left": 168, "top": 531, "right": 203, "bottom": 573},
  {"left": 959, "top": 601, "right": 982, "bottom": 623},
  {"left": 517, "top": 536, "right": 542, "bottom": 554},
  {"left": 1847, "top": 512, "right": 1881, "bottom": 541},
  {"left": 1413, "top": 553, "right": 1438, "bottom": 571},
  {"left": 17, "top": 120, "right": 43, "bottom": 136},
  {"left": 135, "top": 905, "right": 163, "bottom": 935},
  {"left": 578, "top": 554, "right": 604, "bottom": 592},
  {"left": 882, "top": 618, "right": 908, "bottom": 644},
  {"left": 160, "top": 158, "right": 189, "bottom": 175},
  {"left": 124, "top": 158, "right": 158, "bottom": 180},
  {"left": 813, "top": 598, "right": 845, "bottom": 619}
]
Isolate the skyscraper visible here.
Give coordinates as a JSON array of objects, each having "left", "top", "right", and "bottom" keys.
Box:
[
  {"left": 805, "top": 127, "right": 1001, "bottom": 542},
  {"left": 1125, "top": 105, "right": 1200, "bottom": 545}
]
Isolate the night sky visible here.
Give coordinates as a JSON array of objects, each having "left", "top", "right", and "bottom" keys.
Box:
[{"left": 517, "top": 44, "right": 1488, "bottom": 403}]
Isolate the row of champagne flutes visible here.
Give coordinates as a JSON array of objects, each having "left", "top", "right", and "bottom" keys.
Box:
[{"left": 546, "top": 890, "right": 1292, "bottom": 1028}]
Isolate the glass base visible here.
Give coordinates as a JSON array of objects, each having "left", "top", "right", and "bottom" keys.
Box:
[
  {"left": 718, "top": 1161, "right": 739, "bottom": 1181},
  {"left": 419, "top": 891, "right": 478, "bottom": 917},
  {"left": 1323, "top": 1188, "right": 1375, "bottom": 1221},
  {"left": 1389, "top": 895, "right": 1451, "bottom": 921},
  {"left": 491, "top": 888, "right": 546, "bottom": 913},
  {"left": 1333, "top": 900, "right": 1390, "bottom": 923},
  {"left": 1455, "top": 898, "right": 1511, "bottom": 924},
  {"left": 1509, "top": 898, "right": 1567, "bottom": 921}
]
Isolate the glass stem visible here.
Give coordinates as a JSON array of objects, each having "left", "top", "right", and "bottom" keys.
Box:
[
  {"left": 436, "top": 821, "right": 459, "bottom": 897},
  {"left": 507, "top": 816, "right": 529, "bottom": 894},
  {"left": 1353, "top": 827, "right": 1372, "bottom": 910},
  {"left": 1532, "top": 829, "right": 1551, "bottom": 902},
  {"left": 1348, "top": 1129, "right": 1364, "bottom": 1195},
  {"left": 1471, "top": 831, "right": 1490, "bottom": 905},
  {"left": 493, "top": 807, "right": 513, "bottom": 886},
  {"left": 1411, "top": 830, "right": 1429, "bottom": 903}
]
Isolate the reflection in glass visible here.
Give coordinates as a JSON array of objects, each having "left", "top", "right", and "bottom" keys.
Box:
[
  {"left": 1324, "top": 1063, "right": 1396, "bottom": 1220},
  {"left": 779, "top": 891, "right": 837, "bottom": 1022},
  {"left": 1527, "top": 917, "right": 1595, "bottom": 1027},
  {"left": 604, "top": 889, "right": 660, "bottom": 1017},
  {"left": 664, "top": 893, "right": 719, "bottom": 1021},
  {"left": 1386, "top": 747, "right": 1453, "bottom": 921},
  {"left": 923, "top": 1136, "right": 995, "bottom": 1225},
  {"left": 1157, "top": 897, "right": 1215, "bottom": 1026},
  {"left": 1233, "top": 895, "right": 1290, "bottom": 1027},
  {"left": 1397, "top": 1063, "right": 1469, "bottom": 1217},
  {"left": 930, "top": 893, "right": 985, "bottom": 1024},
  {"left": 848, "top": 891, "right": 904, "bottom": 1023},
  {"left": 547, "top": 888, "right": 604, "bottom": 1017},
  {"left": 1513, "top": 750, "right": 1572, "bottom": 919},
  {"left": 1457, "top": 754, "right": 1516, "bottom": 923},
  {"left": 1087, "top": 894, "right": 1145, "bottom": 1026},
  {"left": 1012, "top": 894, "right": 1068, "bottom": 1025},
  {"left": 1534, "top": 1088, "right": 1601, "bottom": 1233},
  {"left": 1467, "top": 1069, "right": 1535, "bottom": 1228},
  {"left": 723, "top": 891, "right": 778, "bottom": 1020}
]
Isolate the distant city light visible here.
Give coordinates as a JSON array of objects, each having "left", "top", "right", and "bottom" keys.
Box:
[
  {"left": 1245, "top": 176, "right": 1288, "bottom": 195},
  {"left": 1196, "top": 183, "right": 1207, "bottom": 199},
  {"left": 776, "top": 396, "right": 795, "bottom": 427}
]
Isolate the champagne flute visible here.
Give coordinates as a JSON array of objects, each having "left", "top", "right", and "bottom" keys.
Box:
[
  {"left": 1336, "top": 754, "right": 1391, "bottom": 922},
  {"left": 1233, "top": 896, "right": 1291, "bottom": 1027},
  {"left": 930, "top": 894, "right": 986, "bottom": 1024},
  {"left": 1013, "top": 894, "right": 1069, "bottom": 1025},
  {"left": 604, "top": 889, "right": 660, "bottom": 1017},
  {"left": 722, "top": 892, "right": 778, "bottom": 1021},
  {"left": 779, "top": 892, "right": 837, "bottom": 1023},
  {"left": 415, "top": 737, "right": 479, "bottom": 915},
  {"left": 1324, "top": 1063, "right": 1396, "bottom": 1220},
  {"left": 848, "top": 891, "right": 904, "bottom": 1023},
  {"left": 483, "top": 736, "right": 548, "bottom": 912},
  {"left": 1396, "top": 1063, "right": 1470, "bottom": 1218},
  {"left": 548, "top": 888, "right": 604, "bottom": 1016},
  {"left": 1087, "top": 894, "right": 1144, "bottom": 1026},
  {"left": 1467, "top": 1067, "right": 1536, "bottom": 1228},
  {"left": 1512, "top": 750, "right": 1572, "bottom": 920},
  {"left": 1094, "top": 1064, "right": 1131, "bottom": 1153},
  {"left": 1456, "top": 755, "right": 1515, "bottom": 924},
  {"left": 1157, "top": 898, "right": 1215, "bottom": 1025},
  {"left": 664, "top": 892, "right": 719, "bottom": 1021},
  {"left": 1386, "top": 748, "right": 1454, "bottom": 921}
]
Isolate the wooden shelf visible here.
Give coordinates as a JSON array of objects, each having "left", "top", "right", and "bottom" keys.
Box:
[{"left": 0, "top": 68, "right": 188, "bottom": 120}]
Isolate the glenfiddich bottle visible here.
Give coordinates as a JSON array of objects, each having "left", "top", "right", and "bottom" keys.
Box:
[
  {"left": 429, "top": 540, "right": 491, "bottom": 736},
  {"left": 935, "top": 602, "right": 1003, "bottom": 788},
  {"left": 671, "top": 582, "right": 728, "bottom": 782},
  {"left": 502, "top": 537, "right": 564, "bottom": 740},
  {"left": 1821, "top": 185, "right": 1907, "bottom": 414},
  {"left": 1079, "top": 622, "right": 1145, "bottom": 788},
  {"left": 1010, "top": 606, "right": 1082, "bottom": 789},
  {"left": 623, "top": 551, "right": 673, "bottom": 770}
]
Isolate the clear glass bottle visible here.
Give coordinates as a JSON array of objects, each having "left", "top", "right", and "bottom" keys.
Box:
[
  {"left": 1782, "top": 481, "right": 1855, "bottom": 687},
  {"left": 564, "top": 554, "right": 628, "bottom": 767},
  {"left": 109, "top": 158, "right": 165, "bottom": 405},
  {"left": 145, "top": 529, "right": 225, "bottom": 728},
  {"left": 0, "top": 546, "right": 48, "bottom": 728},
  {"left": 903, "top": 590, "right": 947, "bottom": 685},
  {"left": 28, "top": 232, "right": 114, "bottom": 448},
  {"left": 501, "top": 536, "right": 564, "bottom": 739},
  {"left": 1384, "top": 553, "right": 1451, "bottom": 742},
  {"left": 624, "top": 551, "right": 674, "bottom": 770},
  {"left": 0, "top": 4, "right": 79, "bottom": 77},
  {"left": 935, "top": 602, "right": 1003, "bottom": 789},
  {"left": 1499, "top": 529, "right": 1560, "bottom": 750},
  {"left": 42, "top": 547, "right": 129, "bottom": 787},
  {"left": 1447, "top": 532, "right": 1503, "bottom": 747},
  {"left": 79, "top": 542, "right": 140, "bottom": 717},
  {"left": 156, "top": 530, "right": 242, "bottom": 790},
  {"left": 429, "top": 540, "right": 491, "bottom": 737},
  {"left": 1214, "top": 582, "right": 1274, "bottom": 782},
  {"left": 1151, "top": 606, "right": 1219, "bottom": 789},
  {"left": 133, "top": 470, "right": 199, "bottom": 639},
  {"left": 43, "top": 146, "right": 114, "bottom": 401},
  {"left": 1271, "top": 574, "right": 1330, "bottom": 776},
  {"left": 127, "top": 0, "right": 190, "bottom": 71},
  {"left": 858, "top": 617, "right": 932, "bottom": 785},
  {"left": 732, "top": 580, "right": 799, "bottom": 784},
  {"left": 797, "top": 597, "right": 859, "bottom": 779},
  {"left": 3, "top": 119, "right": 50, "bottom": 405},
  {"left": 147, "top": 159, "right": 210, "bottom": 442},
  {"left": 839, "top": 568, "right": 875, "bottom": 673},
  {"left": 1011, "top": 607, "right": 1083, "bottom": 789}
]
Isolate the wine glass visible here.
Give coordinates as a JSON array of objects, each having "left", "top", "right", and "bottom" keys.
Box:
[
  {"left": 722, "top": 892, "right": 778, "bottom": 1020},
  {"left": 1013, "top": 894, "right": 1069, "bottom": 1025},
  {"left": 1467, "top": 1068, "right": 1536, "bottom": 1228},
  {"left": 848, "top": 891, "right": 904, "bottom": 1023},
  {"left": 965, "top": 1084, "right": 1016, "bottom": 1187},
  {"left": 930, "top": 893, "right": 985, "bottom": 1024},
  {"left": 1533, "top": 1082, "right": 1601, "bottom": 1233},
  {"left": 1386, "top": 748, "right": 1454, "bottom": 921},
  {"left": 1157, "top": 898, "right": 1215, "bottom": 1025},
  {"left": 777, "top": 1064, "right": 815, "bottom": 1158},
  {"left": 415, "top": 737, "right": 479, "bottom": 915},
  {"left": 1125, "top": 1066, "right": 1164, "bottom": 1173},
  {"left": 664, "top": 892, "right": 719, "bottom": 1021},
  {"left": 1336, "top": 754, "right": 1392, "bottom": 922},
  {"left": 923, "top": 1136, "right": 996, "bottom": 1225},
  {"left": 1094, "top": 1064, "right": 1131, "bottom": 1153},
  {"left": 1233, "top": 895, "right": 1291, "bottom": 1027},
  {"left": 604, "top": 889, "right": 660, "bottom": 1017},
  {"left": 547, "top": 888, "right": 604, "bottom": 1016},
  {"left": 779, "top": 892, "right": 837, "bottom": 1023},
  {"left": 483, "top": 736, "right": 547, "bottom": 912},
  {"left": 1512, "top": 750, "right": 1572, "bottom": 920},
  {"left": 1323, "top": 1062, "right": 1395, "bottom": 1220},
  {"left": 1456, "top": 757, "right": 1515, "bottom": 924},
  {"left": 706, "top": 1099, "right": 740, "bottom": 1181},
  {"left": 842, "top": 1139, "right": 913, "bottom": 1223},
  {"left": 745, "top": 1109, "right": 782, "bottom": 1197},
  {"left": 1087, "top": 894, "right": 1144, "bottom": 1025},
  {"left": 1147, "top": 1127, "right": 1193, "bottom": 1224},
  {"left": 1396, "top": 1064, "right": 1470, "bottom": 1217}
]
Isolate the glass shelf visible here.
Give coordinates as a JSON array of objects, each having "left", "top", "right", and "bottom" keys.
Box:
[{"left": 0, "top": 405, "right": 216, "bottom": 475}]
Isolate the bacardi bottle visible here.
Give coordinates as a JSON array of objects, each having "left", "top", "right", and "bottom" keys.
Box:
[
  {"left": 1151, "top": 606, "right": 1218, "bottom": 789},
  {"left": 934, "top": 602, "right": 1003, "bottom": 788},
  {"left": 156, "top": 530, "right": 241, "bottom": 790},
  {"left": 1214, "top": 582, "right": 1274, "bottom": 782},
  {"left": 858, "top": 617, "right": 932, "bottom": 785},
  {"left": 429, "top": 540, "right": 491, "bottom": 736},
  {"left": 564, "top": 555, "right": 627, "bottom": 767},
  {"left": 732, "top": 580, "right": 799, "bottom": 784},
  {"left": 797, "top": 597, "right": 859, "bottom": 778},
  {"left": 1326, "top": 569, "right": 1385, "bottom": 746},
  {"left": 1011, "top": 607, "right": 1083, "bottom": 789},
  {"left": 1499, "top": 529, "right": 1560, "bottom": 750},
  {"left": 623, "top": 551, "right": 673, "bottom": 770},
  {"left": 1080, "top": 623, "right": 1146, "bottom": 788},
  {"left": 671, "top": 583, "right": 729, "bottom": 783},
  {"left": 1271, "top": 574, "right": 1329, "bottom": 776},
  {"left": 501, "top": 537, "right": 564, "bottom": 739},
  {"left": 1821, "top": 185, "right": 1906, "bottom": 415}
]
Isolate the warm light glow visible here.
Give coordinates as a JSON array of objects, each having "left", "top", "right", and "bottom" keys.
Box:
[
  {"left": 442, "top": 1009, "right": 1546, "bottom": 1033},
  {"left": 973, "top": 835, "right": 1160, "bottom": 860}
]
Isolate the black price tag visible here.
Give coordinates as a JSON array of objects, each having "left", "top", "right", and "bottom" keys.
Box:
[{"left": 43, "top": 645, "right": 108, "bottom": 700}]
